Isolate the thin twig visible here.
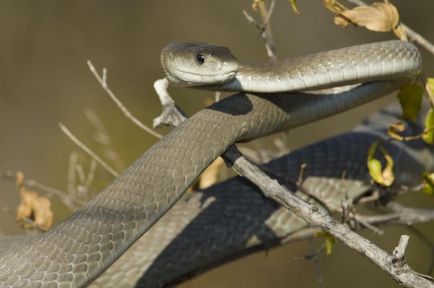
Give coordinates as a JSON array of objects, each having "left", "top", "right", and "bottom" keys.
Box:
[
  {"left": 84, "top": 108, "right": 125, "bottom": 170},
  {"left": 67, "top": 151, "right": 78, "bottom": 197},
  {"left": 85, "top": 158, "right": 97, "bottom": 190},
  {"left": 2, "top": 171, "right": 83, "bottom": 210},
  {"left": 87, "top": 60, "right": 163, "bottom": 139},
  {"left": 59, "top": 123, "right": 119, "bottom": 177},
  {"left": 344, "top": 0, "right": 434, "bottom": 56},
  {"left": 243, "top": 0, "right": 277, "bottom": 61},
  {"left": 257, "top": 0, "right": 277, "bottom": 60}
]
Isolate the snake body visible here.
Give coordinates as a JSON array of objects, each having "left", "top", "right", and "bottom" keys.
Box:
[
  {"left": 90, "top": 104, "right": 434, "bottom": 287},
  {"left": 0, "top": 40, "right": 422, "bottom": 287}
]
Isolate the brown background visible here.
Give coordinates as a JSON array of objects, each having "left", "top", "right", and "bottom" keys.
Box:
[{"left": 0, "top": 1, "right": 433, "bottom": 287}]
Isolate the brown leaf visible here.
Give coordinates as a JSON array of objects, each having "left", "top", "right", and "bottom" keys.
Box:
[
  {"left": 387, "top": 122, "right": 405, "bottom": 141},
  {"left": 199, "top": 157, "right": 225, "bottom": 189},
  {"left": 393, "top": 24, "right": 407, "bottom": 41},
  {"left": 15, "top": 171, "right": 53, "bottom": 231},
  {"left": 252, "top": 0, "right": 264, "bottom": 11},
  {"left": 335, "top": 2, "right": 399, "bottom": 32}
]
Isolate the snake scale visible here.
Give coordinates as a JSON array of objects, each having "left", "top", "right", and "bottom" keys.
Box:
[
  {"left": 0, "top": 40, "right": 422, "bottom": 287},
  {"left": 90, "top": 103, "right": 434, "bottom": 287}
]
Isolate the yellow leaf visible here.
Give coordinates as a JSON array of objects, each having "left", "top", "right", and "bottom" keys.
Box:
[
  {"left": 315, "top": 231, "right": 336, "bottom": 255},
  {"left": 325, "top": 234, "right": 336, "bottom": 255},
  {"left": 387, "top": 122, "right": 405, "bottom": 141},
  {"left": 397, "top": 83, "right": 424, "bottom": 121},
  {"left": 335, "top": 2, "right": 399, "bottom": 32},
  {"left": 367, "top": 141, "right": 395, "bottom": 186},
  {"left": 252, "top": 0, "right": 263, "bottom": 11},
  {"left": 422, "top": 173, "right": 434, "bottom": 196},
  {"left": 368, "top": 142, "right": 382, "bottom": 182},
  {"left": 380, "top": 146, "right": 395, "bottom": 186},
  {"left": 393, "top": 24, "right": 407, "bottom": 41},
  {"left": 425, "top": 78, "right": 434, "bottom": 107},
  {"left": 422, "top": 108, "right": 434, "bottom": 144},
  {"left": 288, "top": 0, "right": 300, "bottom": 14}
]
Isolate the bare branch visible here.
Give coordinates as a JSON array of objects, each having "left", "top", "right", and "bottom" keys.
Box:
[
  {"left": 153, "top": 78, "right": 187, "bottom": 128},
  {"left": 393, "top": 235, "right": 410, "bottom": 263},
  {"left": 243, "top": 0, "right": 277, "bottom": 61},
  {"left": 224, "top": 146, "right": 433, "bottom": 288},
  {"left": 87, "top": 60, "right": 163, "bottom": 139},
  {"left": 59, "top": 123, "right": 119, "bottom": 177},
  {"left": 84, "top": 108, "right": 125, "bottom": 170}
]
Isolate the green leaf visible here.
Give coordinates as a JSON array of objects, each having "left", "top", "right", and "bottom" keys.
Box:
[
  {"left": 288, "top": 0, "right": 300, "bottom": 14},
  {"left": 367, "top": 157, "right": 384, "bottom": 184},
  {"left": 422, "top": 173, "right": 434, "bottom": 196},
  {"left": 422, "top": 108, "right": 434, "bottom": 144},
  {"left": 397, "top": 83, "right": 424, "bottom": 121},
  {"left": 425, "top": 78, "right": 434, "bottom": 106},
  {"left": 315, "top": 231, "right": 336, "bottom": 255},
  {"left": 368, "top": 141, "right": 383, "bottom": 183},
  {"left": 325, "top": 233, "right": 336, "bottom": 255}
]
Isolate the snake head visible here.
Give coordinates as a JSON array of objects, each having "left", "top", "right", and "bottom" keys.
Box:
[{"left": 161, "top": 42, "right": 238, "bottom": 87}]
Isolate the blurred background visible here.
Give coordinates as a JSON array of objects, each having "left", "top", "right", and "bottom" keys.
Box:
[{"left": 0, "top": 0, "right": 433, "bottom": 287}]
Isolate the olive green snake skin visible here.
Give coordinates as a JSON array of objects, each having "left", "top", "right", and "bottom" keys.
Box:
[{"left": 0, "top": 40, "right": 422, "bottom": 287}]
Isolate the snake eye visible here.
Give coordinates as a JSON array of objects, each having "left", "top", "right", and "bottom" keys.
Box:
[{"left": 195, "top": 53, "right": 205, "bottom": 65}]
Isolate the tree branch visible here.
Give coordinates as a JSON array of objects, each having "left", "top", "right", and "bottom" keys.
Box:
[
  {"left": 243, "top": 0, "right": 277, "bottom": 61},
  {"left": 59, "top": 123, "right": 119, "bottom": 177},
  {"left": 224, "top": 146, "right": 433, "bottom": 287},
  {"left": 87, "top": 60, "right": 163, "bottom": 139},
  {"left": 152, "top": 82, "right": 433, "bottom": 288}
]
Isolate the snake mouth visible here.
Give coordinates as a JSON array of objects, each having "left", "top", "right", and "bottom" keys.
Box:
[
  {"left": 172, "top": 67, "right": 237, "bottom": 78},
  {"left": 163, "top": 65, "right": 237, "bottom": 86}
]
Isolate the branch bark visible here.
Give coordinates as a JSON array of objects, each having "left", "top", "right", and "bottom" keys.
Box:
[
  {"left": 223, "top": 146, "right": 433, "bottom": 288},
  {"left": 153, "top": 81, "right": 434, "bottom": 288}
]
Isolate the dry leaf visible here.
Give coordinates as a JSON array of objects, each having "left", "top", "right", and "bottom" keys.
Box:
[
  {"left": 252, "top": 0, "right": 264, "bottom": 11},
  {"left": 335, "top": 2, "right": 399, "bottom": 33},
  {"left": 199, "top": 157, "right": 225, "bottom": 189},
  {"left": 393, "top": 24, "right": 407, "bottom": 41},
  {"left": 15, "top": 171, "right": 53, "bottom": 231},
  {"left": 387, "top": 122, "right": 405, "bottom": 141}
]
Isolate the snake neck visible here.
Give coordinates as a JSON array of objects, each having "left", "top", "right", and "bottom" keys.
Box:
[{"left": 216, "top": 41, "right": 421, "bottom": 93}]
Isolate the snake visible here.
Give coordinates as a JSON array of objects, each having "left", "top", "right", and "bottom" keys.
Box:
[
  {"left": 0, "top": 40, "right": 422, "bottom": 287},
  {"left": 90, "top": 103, "right": 434, "bottom": 287},
  {"left": 2, "top": 103, "right": 433, "bottom": 287}
]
